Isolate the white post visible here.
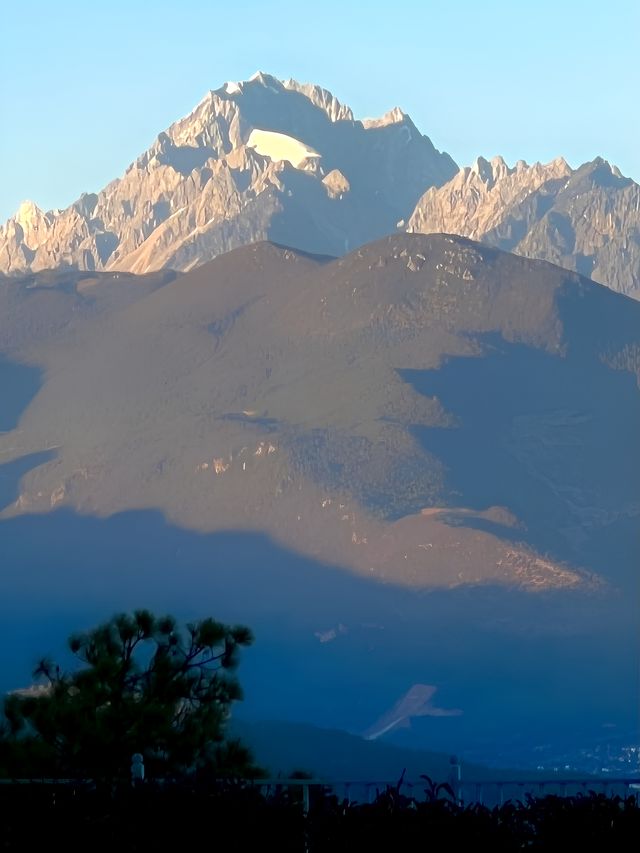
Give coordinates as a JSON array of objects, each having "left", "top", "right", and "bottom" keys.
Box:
[{"left": 131, "top": 753, "right": 145, "bottom": 786}]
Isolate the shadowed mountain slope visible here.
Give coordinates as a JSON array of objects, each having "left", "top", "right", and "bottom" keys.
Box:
[
  {"left": 0, "top": 508, "right": 636, "bottom": 764},
  {"left": 1, "top": 232, "right": 638, "bottom": 762},
  {"left": 231, "top": 718, "right": 560, "bottom": 781},
  {"left": 1, "top": 234, "right": 638, "bottom": 590}
]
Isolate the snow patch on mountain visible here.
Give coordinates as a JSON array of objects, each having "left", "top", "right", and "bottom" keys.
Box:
[{"left": 247, "top": 129, "right": 321, "bottom": 168}]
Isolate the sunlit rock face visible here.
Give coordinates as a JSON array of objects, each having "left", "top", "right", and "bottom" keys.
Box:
[
  {"left": 0, "top": 73, "right": 456, "bottom": 276},
  {"left": 408, "top": 156, "right": 640, "bottom": 299}
]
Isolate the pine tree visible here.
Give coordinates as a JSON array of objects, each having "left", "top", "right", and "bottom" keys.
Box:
[{"left": 2, "top": 609, "right": 255, "bottom": 781}]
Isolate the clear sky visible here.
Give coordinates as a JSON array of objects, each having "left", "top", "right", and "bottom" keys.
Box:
[{"left": 1, "top": 0, "right": 638, "bottom": 223}]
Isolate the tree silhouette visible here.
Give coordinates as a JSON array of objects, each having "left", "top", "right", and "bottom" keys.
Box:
[{"left": 2, "top": 609, "right": 255, "bottom": 781}]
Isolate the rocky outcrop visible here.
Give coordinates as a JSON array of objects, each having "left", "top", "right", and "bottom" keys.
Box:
[
  {"left": 0, "top": 73, "right": 456, "bottom": 276},
  {"left": 407, "top": 156, "right": 640, "bottom": 298}
]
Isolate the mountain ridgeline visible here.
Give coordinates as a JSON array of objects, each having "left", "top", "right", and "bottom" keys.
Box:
[
  {"left": 408, "top": 155, "right": 640, "bottom": 299},
  {"left": 1, "top": 72, "right": 638, "bottom": 300},
  {"left": 0, "top": 73, "right": 455, "bottom": 276}
]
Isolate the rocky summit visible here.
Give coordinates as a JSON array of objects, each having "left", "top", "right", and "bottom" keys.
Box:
[
  {"left": 0, "top": 73, "right": 456, "bottom": 276},
  {"left": 2, "top": 73, "right": 638, "bottom": 302}
]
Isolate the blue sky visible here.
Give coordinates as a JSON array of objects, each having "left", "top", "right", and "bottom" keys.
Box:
[{"left": 1, "top": 0, "right": 638, "bottom": 223}]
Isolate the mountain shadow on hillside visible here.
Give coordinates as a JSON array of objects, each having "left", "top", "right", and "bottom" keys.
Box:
[{"left": 400, "top": 331, "right": 640, "bottom": 585}]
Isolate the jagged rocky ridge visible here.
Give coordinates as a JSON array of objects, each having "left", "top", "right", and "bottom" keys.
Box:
[
  {"left": 0, "top": 73, "right": 456, "bottom": 275},
  {"left": 407, "top": 155, "right": 640, "bottom": 299},
  {"left": 3, "top": 74, "right": 638, "bottom": 301}
]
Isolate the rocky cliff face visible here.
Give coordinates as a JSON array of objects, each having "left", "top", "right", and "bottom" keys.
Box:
[
  {"left": 0, "top": 73, "right": 456, "bottom": 276},
  {"left": 407, "top": 156, "right": 640, "bottom": 298},
  {"left": 5, "top": 74, "right": 638, "bottom": 299}
]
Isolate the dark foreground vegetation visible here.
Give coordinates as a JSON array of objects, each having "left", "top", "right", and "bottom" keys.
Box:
[
  {"left": 2, "top": 610, "right": 638, "bottom": 849},
  {"left": 1, "top": 610, "right": 257, "bottom": 781},
  {"left": 1, "top": 779, "right": 639, "bottom": 851}
]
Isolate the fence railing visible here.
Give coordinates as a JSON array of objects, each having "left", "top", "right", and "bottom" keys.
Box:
[
  {"left": 2, "top": 775, "right": 639, "bottom": 813},
  {"left": 252, "top": 776, "right": 640, "bottom": 810}
]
